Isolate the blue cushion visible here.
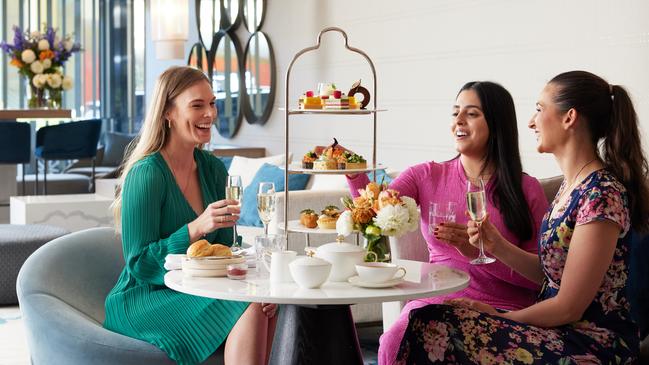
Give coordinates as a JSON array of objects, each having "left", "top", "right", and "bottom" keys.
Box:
[
  {"left": 217, "top": 156, "right": 233, "bottom": 171},
  {"left": 238, "top": 163, "right": 310, "bottom": 227},
  {"left": 367, "top": 169, "right": 393, "bottom": 185},
  {"left": 628, "top": 230, "right": 649, "bottom": 337}
]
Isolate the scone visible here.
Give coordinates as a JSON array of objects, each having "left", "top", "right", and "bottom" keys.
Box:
[
  {"left": 210, "top": 243, "right": 233, "bottom": 257},
  {"left": 317, "top": 214, "right": 338, "bottom": 229},
  {"left": 299, "top": 209, "right": 319, "bottom": 228},
  {"left": 187, "top": 239, "right": 213, "bottom": 257},
  {"left": 317, "top": 205, "right": 341, "bottom": 229}
]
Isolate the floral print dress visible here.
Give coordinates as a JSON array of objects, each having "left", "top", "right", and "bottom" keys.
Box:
[{"left": 396, "top": 170, "right": 639, "bottom": 364}]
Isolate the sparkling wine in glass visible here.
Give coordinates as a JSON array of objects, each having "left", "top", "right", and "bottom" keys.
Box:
[
  {"left": 226, "top": 175, "right": 243, "bottom": 249},
  {"left": 257, "top": 182, "right": 276, "bottom": 235},
  {"left": 466, "top": 178, "right": 495, "bottom": 265}
]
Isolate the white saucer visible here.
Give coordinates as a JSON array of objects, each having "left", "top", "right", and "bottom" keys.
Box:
[{"left": 348, "top": 275, "right": 404, "bottom": 288}]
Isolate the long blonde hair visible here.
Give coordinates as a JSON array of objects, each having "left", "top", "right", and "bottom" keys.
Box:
[{"left": 112, "top": 66, "right": 210, "bottom": 227}]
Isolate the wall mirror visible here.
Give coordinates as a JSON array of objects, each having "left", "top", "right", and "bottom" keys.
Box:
[
  {"left": 211, "top": 31, "right": 244, "bottom": 139},
  {"left": 220, "top": 0, "right": 240, "bottom": 30},
  {"left": 197, "top": 0, "right": 219, "bottom": 51},
  {"left": 243, "top": 0, "right": 265, "bottom": 32},
  {"left": 243, "top": 31, "right": 275, "bottom": 125},
  {"left": 187, "top": 42, "right": 209, "bottom": 74}
]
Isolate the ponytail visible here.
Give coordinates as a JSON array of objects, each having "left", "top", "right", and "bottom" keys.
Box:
[
  {"left": 550, "top": 71, "right": 649, "bottom": 233},
  {"left": 605, "top": 85, "right": 649, "bottom": 232}
]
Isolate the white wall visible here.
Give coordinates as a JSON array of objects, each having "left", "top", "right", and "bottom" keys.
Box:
[{"left": 146, "top": 0, "right": 649, "bottom": 179}]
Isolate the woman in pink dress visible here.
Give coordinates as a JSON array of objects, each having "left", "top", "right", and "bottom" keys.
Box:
[{"left": 347, "top": 81, "right": 549, "bottom": 365}]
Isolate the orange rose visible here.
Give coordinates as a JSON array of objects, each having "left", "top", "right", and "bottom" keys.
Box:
[
  {"left": 9, "top": 58, "right": 24, "bottom": 68},
  {"left": 39, "top": 50, "right": 54, "bottom": 60}
]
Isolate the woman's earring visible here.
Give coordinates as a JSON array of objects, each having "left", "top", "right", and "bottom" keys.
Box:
[{"left": 166, "top": 119, "right": 171, "bottom": 129}]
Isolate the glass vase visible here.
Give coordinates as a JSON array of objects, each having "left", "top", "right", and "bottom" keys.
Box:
[
  {"left": 48, "top": 88, "right": 62, "bottom": 109},
  {"left": 28, "top": 84, "right": 48, "bottom": 109},
  {"left": 364, "top": 235, "right": 391, "bottom": 263}
]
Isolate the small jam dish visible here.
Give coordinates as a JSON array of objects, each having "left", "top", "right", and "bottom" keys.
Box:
[{"left": 226, "top": 263, "right": 248, "bottom": 280}]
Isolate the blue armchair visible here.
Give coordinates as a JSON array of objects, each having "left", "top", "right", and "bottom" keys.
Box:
[
  {"left": 0, "top": 121, "right": 31, "bottom": 194},
  {"left": 17, "top": 227, "right": 223, "bottom": 364},
  {"left": 35, "top": 119, "right": 102, "bottom": 194}
]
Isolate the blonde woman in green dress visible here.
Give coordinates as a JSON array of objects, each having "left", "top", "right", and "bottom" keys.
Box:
[{"left": 105, "top": 66, "right": 277, "bottom": 365}]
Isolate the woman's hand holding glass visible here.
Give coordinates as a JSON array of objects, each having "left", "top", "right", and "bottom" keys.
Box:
[
  {"left": 430, "top": 202, "right": 476, "bottom": 258},
  {"left": 466, "top": 178, "right": 496, "bottom": 265},
  {"left": 467, "top": 214, "right": 506, "bottom": 258},
  {"left": 187, "top": 199, "right": 240, "bottom": 242},
  {"left": 226, "top": 175, "right": 243, "bottom": 249}
]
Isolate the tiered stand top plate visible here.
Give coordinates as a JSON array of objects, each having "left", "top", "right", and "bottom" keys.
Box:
[{"left": 280, "top": 108, "right": 386, "bottom": 115}]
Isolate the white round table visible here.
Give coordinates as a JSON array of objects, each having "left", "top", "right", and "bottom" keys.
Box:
[{"left": 165, "top": 261, "right": 469, "bottom": 365}]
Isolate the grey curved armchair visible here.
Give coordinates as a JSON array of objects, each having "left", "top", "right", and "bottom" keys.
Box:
[{"left": 17, "top": 227, "right": 223, "bottom": 365}]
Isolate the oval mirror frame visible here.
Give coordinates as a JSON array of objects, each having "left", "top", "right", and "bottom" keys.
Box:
[
  {"left": 196, "top": 0, "right": 220, "bottom": 51},
  {"left": 187, "top": 42, "right": 209, "bottom": 74},
  {"left": 242, "top": 0, "right": 265, "bottom": 33},
  {"left": 242, "top": 31, "right": 275, "bottom": 125},
  {"left": 219, "top": 0, "right": 241, "bottom": 31},
  {"left": 210, "top": 30, "right": 244, "bottom": 139}
]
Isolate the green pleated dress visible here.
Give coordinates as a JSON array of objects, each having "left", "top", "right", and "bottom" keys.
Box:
[{"left": 104, "top": 149, "right": 249, "bottom": 365}]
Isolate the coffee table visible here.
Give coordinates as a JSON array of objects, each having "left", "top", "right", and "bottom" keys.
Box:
[{"left": 165, "top": 260, "right": 469, "bottom": 365}]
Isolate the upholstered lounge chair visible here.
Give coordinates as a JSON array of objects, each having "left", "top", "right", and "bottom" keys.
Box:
[{"left": 17, "top": 227, "right": 223, "bottom": 365}]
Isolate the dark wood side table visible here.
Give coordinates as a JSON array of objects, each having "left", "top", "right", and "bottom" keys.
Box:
[{"left": 210, "top": 144, "right": 265, "bottom": 158}]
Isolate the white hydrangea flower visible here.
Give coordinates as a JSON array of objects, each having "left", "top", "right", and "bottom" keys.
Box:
[
  {"left": 374, "top": 204, "right": 410, "bottom": 237},
  {"left": 64, "top": 40, "right": 74, "bottom": 52},
  {"left": 37, "top": 39, "right": 50, "bottom": 51},
  {"left": 336, "top": 210, "right": 354, "bottom": 237},
  {"left": 47, "top": 73, "right": 62, "bottom": 89},
  {"left": 41, "top": 58, "right": 52, "bottom": 70},
  {"left": 30, "top": 31, "right": 41, "bottom": 38},
  {"left": 62, "top": 75, "right": 74, "bottom": 90},
  {"left": 401, "top": 196, "right": 420, "bottom": 233},
  {"left": 21, "top": 49, "right": 36, "bottom": 64},
  {"left": 32, "top": 74, "right": 46, "bottom": 89},
  {"left": 30, "top": 60, "right": 44, "bottom": 74}
]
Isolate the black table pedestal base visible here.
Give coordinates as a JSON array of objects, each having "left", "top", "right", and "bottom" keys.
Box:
[{"left": 269, "top": 304, "right": 364, "bottom": 365}]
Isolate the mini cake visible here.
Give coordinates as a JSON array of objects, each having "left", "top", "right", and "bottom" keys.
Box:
[
  {"left": 345, "top": 152, "right": 367, "bottom": 170},
  {"left": 299, "top": 90, "right": 323, "bottom": 109},
  {"left": 302, "top": 151, "right": 318, "bottom": 169},
  {"left": 313, "top": 154, "right": 337, "bottom": 170},
  {"left": 299, "top": 209, "right": 319, "bottom": 228},
  {"left": 324, "top": 90, "right": 350, "bottom": 110}
]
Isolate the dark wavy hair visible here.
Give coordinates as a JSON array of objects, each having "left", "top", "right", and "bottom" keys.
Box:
[
  {"left": 458, "top": 81, "right": 534, "bottom": 241},
  {"left": 549, "top": 71, "right": 649, "bottom": 232}
]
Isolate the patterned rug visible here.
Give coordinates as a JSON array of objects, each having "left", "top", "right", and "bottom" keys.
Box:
[{"left": 0, "top": 306, "right": 30, "bottom": 365}]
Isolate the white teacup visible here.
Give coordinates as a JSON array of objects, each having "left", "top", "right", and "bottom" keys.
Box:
[{"left": 355, "top": 262, "right": 406, "bottom": 283}]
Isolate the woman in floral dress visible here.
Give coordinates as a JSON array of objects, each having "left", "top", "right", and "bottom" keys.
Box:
[{"left": 396, "top": 71, "right": 649, "bottom": 364}]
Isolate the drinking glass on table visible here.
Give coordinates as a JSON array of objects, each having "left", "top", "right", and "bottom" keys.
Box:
[
  {"left": 257, "top": 182, "right": 276, "bottom": 236},
  {"left": 466, "top": 178, "right": 495, "bottom": 265},
  {"left": 254, "top": 234, "right": 286, "bottom": 274},
  {"left": 428, "top": 201, "right": 457, "bottom": 235},
  {"left": 225, "top": 175, "right": 243, "bottom": 251}
]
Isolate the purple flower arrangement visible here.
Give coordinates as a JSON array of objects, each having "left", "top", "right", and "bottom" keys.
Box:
[{"left": 0, "top": 25, "right": 82, "bottom": 108}]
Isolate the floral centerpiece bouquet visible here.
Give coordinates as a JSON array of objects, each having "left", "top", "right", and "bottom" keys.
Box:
[
  {"left": 337, "top": 181, "right": 420, "bottom": 262},
  {"left": 0, "top": 25, "right": 81, "bottom": 108}
]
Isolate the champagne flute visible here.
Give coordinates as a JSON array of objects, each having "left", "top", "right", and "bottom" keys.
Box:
[
  {"left": 226, "top": 175, "right": 243, "bottom": 250},
  {"left": 257, "top": 182, "right": 276, "bottom": 236},
  {"left": 466, "top": 178, "right": 495, "bottom": 265}
]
